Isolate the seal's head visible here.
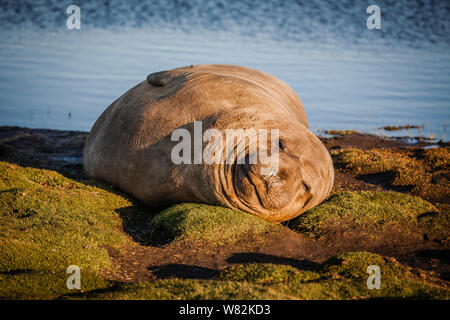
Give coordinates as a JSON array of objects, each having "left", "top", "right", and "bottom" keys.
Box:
[{"left": 220, "top": 122, "right": 334, "bottom": 222}]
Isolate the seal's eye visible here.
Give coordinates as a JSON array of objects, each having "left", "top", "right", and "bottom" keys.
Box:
[
  {"left": 302, "top": 181, "right": 311, "bottom": 193},
  {"left": 279, "top": 139, "right": 286, "bottom": 151}
]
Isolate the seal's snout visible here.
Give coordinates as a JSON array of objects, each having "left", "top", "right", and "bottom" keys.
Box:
[{"left": 233, "top": 150, "right": 304, "bottom": 212}]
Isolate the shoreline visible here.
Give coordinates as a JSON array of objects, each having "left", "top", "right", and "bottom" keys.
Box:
[{"left": 0, "top": 125, "right": 447, "bottom": 178}]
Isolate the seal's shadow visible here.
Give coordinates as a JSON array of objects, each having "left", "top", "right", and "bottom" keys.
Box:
[
  {"left": 145, "top": 253, "right": 321, "bottom": 281},
  {"left": 226, "top": 252, "right": 321, "bottom": 270},
  {"left": 147, "top": 264, "right": 219, "bottom": 280},
  {"left": 115, "top": 204, "right": 164, "bottom": 246},
  {"left": 356, "top": 170, "right": 415, "bottom": 193}
]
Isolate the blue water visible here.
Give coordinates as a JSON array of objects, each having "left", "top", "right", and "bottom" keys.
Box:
[{"left": 0, "top": 0, "right": 449, "bottom": 140}]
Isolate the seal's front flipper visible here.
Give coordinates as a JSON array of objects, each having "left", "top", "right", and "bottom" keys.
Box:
[
  {"left": 147, "top": 65, "right": 198, "bottom": 87},
  {"left": 147, "top": 70, "right": 190, "bottom": 87},
  {"left": 147, "top": 71, "right": 173, "bottom": 87}
]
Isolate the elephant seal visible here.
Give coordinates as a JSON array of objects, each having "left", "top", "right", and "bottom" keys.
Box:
[{"left": 83, "top": 64, "right": 333, "bottom": 222}]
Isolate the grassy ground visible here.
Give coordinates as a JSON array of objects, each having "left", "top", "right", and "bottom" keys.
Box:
[
  {"left": 0, "top": 127, "right": 449, "bottom": 299},
  {"left": 64, "top": 252, "right": 448, "bottom": 300},
  {"left": 288, "top": 191, "right": 448, "bottom": 240},
  {"left": 0, "top": 161, "right": 136, "bottom": 299},
  {"left": 333, "top": 147, "right": 450, "bottom": 207}
]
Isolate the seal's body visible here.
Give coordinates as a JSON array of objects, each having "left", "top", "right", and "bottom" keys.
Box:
[{"left": 83, "top": 65, "right": 333, "bottom": 222}]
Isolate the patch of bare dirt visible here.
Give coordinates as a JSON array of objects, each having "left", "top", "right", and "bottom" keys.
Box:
[{"left": 100, "top": 215, "right": 449, "bottom": 285}]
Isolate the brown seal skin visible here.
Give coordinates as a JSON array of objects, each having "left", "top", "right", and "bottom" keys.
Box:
[{"left": 83, "top": 64, "right": 334, "bottom": 222}]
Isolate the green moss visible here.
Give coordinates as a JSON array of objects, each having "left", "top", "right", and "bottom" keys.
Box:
[
  {"left": 219, "top": 263, "right": 320, "bottom": 283},
  {"left": 67, "top": 279, "right": 283, "bottom": 300},
  {"left": 149, "top": 203, "right": 280, "bottom": 244},
  {"left": 0, "top": 271, "right": 110, "bottom": 300},
  {"left": 314, "top": 252, "right": 448, "bottom": 299},
  {"left": 0, "top": 161, "right": 139, "bottom": 299},
  {"left": 289, "top": 191, "right": 448, "bottom": 239},
  {"left": 321, "top": 252, "right": 409, "bottom": 280}
]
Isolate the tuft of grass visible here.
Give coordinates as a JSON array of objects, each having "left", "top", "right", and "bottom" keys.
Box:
[
  {"left": 149, "top": 203, "right": 280, "bottom": 244},
  {"left": 422, "top": 147, "right": 450, "bottom": 170},
  {"left": 322, "top": 129, "right": 360, "bottom": 136},
  {"left": 0, "top": 161, "right": 141, "bottom": 299},
  {"left": 379, "top": 125, "right": 423, "bottom": 131},
  {"left": 288, "top": 191, "right": 448, "bottom": 239}
]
